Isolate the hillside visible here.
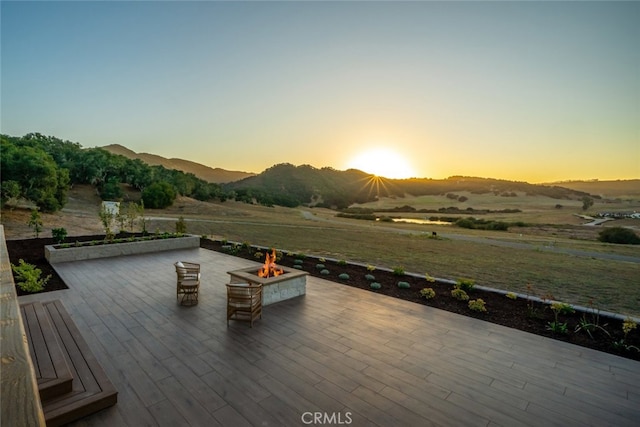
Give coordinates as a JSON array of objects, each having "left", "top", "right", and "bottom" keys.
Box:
[
  {"left": 546, "top": 180, "right": 640, "bottom": 198},
  {"left": 101, "top": 144, "right": 254, "bottom": 183}
]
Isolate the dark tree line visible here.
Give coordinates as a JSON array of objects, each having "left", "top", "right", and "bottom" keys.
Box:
[{"left": 1, "top": 133, "right": 227, "bottom": 211}]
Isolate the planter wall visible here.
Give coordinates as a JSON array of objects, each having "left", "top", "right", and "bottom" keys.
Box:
[{"left": 45, "top": 236, "right": 200, "bottom": 263}]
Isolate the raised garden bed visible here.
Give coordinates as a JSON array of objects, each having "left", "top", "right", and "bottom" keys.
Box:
[{"left": 45, "top": 234, "right": 200, "bottom": 263}]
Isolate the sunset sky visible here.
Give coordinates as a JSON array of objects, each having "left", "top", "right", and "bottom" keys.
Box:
[{"left": 1, "top": 1, "right": 638, "bottom": 182}]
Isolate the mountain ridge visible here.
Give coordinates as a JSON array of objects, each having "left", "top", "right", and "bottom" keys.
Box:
[{"left": 100, "top": 144, "right": 255, "bottom": 183}]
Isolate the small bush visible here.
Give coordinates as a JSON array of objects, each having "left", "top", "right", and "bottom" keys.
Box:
[
  {"left": 392, "top": 266, "right": 405, "bottom": 276},
  {"left": 420, "top": 288, "right": 436, "bottom": 299},
  {"left": 468, "top": 299, "right": 487, "bottom": 312},
  {"left": 338, "top": 273, "right": 350, "bottom": 280},
  {"left": 456, "top": 278, "right": 475, "bottom": 292},
  {"left": 598, "top": 227, "right": 640, "bottom": 245},
  {"left": 320, "top": 269, "right": 330, "bottom": 275},
  {"left": 366, "top": 264, "right": 376, "bottom": 272},
  {"left": 425, "top": 273, "right": 436, "bottom": 283},
  {"left": 451, "top": 288, "right": 469, "bottom": 301},
  {"left": 293, "top": 265, "right": 303, "bottom": 270},
  {"left": 294, "top": 259, "right": 304, "bottom": 265},
  {"left": 370, "top": 282, "right": 382, "bottom": 290},
  {"left": 175, "top": 216, "right": 187, "bottom": 234},
  {"left": 505, "top": 292, "right": 517, "bottom": 300},
  {"left": 316, "top": 263, "right": 326, "bottom": 270},
  {"left": 51, "top": 227, "right": 68, "bottom": 244},
  {"left": 397, "top": 281, "right": 411, "bottom": 289},
  {"left": 254, "top": 251, "right": 264, "bottom": 259},
  {"left": 337, "top": 259, "right": 347, "bottom": 266},
  {"left": 318, "top": 257, "right": 326, "bottom": 262},
  {"left": 11, "top": 259, "right": 50, "bottom": 293},
  {"left": 365, "top": 274, "right": 376, "bottom": 281}
]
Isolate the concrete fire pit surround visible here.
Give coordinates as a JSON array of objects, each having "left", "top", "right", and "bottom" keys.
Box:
[{"left": 227, "top": 265, "right": 308, "bottom": 306}]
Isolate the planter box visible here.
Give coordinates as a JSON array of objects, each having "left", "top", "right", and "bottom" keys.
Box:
[{"left": 45, "top": 236, "right": 200, "bottom": 263}]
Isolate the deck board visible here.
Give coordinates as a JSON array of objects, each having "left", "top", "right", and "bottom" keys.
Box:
[{"left": 15, "top": 247, "right": 640, "bottom": 426}]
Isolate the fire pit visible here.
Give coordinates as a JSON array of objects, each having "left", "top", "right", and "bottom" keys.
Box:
[{"left": 227, "top": 249, "right": 308, "bottom": 306}]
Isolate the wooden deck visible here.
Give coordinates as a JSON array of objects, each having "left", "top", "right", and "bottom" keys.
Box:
[{"left": 18, "top": 248, "right": 640, "bottom": 427}]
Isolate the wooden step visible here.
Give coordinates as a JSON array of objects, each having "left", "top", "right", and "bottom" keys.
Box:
[
  {"left": 20, "top": 300, "right": 118, "bottom": 427},
  {"left": 20, "top": 302, "right": 73, "bottom": 401}
]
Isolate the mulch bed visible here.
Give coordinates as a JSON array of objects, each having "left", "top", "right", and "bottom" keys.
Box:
[{"left": 6, "top": 235, "right": 639, "bottom": 361}]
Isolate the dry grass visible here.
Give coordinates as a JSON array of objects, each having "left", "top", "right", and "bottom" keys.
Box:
[{"left": 3, "top": 185, "right": 639, "bottom": 316}]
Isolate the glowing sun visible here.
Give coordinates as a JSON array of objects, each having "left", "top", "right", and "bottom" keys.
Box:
[{"left": 347, "top": 148, "right": 416, "bottom": 179}]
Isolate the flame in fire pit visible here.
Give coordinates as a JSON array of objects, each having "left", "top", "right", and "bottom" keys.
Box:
[{"left": 258, "top": 248, "right": 284, "bottom": 278}]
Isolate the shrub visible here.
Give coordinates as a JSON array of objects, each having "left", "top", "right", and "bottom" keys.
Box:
[
  {"left": 392, "top": 266, "right": 405, "bottom": 276},
  {"left": 366, "top": 265, "right": 376, "bottom": 272},
  {"left": 505, "top": 292, "right": 517, "bottom": 300},
  {"left": 370, "top": 282, "right": 382, "bottom": 290},
  {"left": 141, "top": 181, "right": 176, "bottom": 209},
  {"left": 51, "top": 227, "right": 67, "bottom": 244},
  {"left": 295, "top": 253, "right": 307, "bottom": 259},
  {"left": 420, "top": 288, "right": 435, "bottom": 299},
  {"left": 293, "top": 259, "right": 304, "bottom": 265},
  {"left": 598, "top": 227, "right": 640, "bottom": 245},
  {"left": 397, "top": 281, "right": 411, "bottom": 289},
  {"left": 456, "top": 278, "right": 475, "bottom": 292},
  {"left": 424, "top": 273, "right": 436, "bottom": 283},
  {"left": 254, "top": 251, "right": 264, "bottom": 259},
  {"left": 320, "top": 269, "right": 330, "bottom": 275},
  {"left": 338, "top": 273, "right": 350, "bottom": 280},
  {"left": 468, "top": 299, "right": 487, "bottom": 312},
  {"left": 337, "top": 259, "right": 347, "bottom": 266},
  {"left": 316, "top": 263, "right": 326, "bottom": 270},
  {"left": 27, "top": 209, "right": 43, "bottom": 238},
  {"left": 176, "top": 216, "right": 187, "bottom": 234},
  {"left": 365, "top": 274, "right": 376, "bottom": 281},
  {"left": 293, "top": 265, "right": 303, "bottom": 270},
  {"left": 11, "top": 259, "right": 50, "bottom": 293},
  {"left": 451, "top": 288, "right": 469, "bottom": 301}
]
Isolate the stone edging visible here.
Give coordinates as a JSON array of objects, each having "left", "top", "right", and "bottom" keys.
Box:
[{"left": 45, "top": 235, "right": 200, "bottom": 263}]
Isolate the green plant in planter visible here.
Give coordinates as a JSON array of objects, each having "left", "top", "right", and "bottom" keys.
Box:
[
  {"left": 293, "top": 265, "right": 303, "bottom": 270},
  {"left": 294, "top": 259, "right": 304, "bottom": 265},
  {"left": 456, "top": 278, "right": 475, "bottom": 292},
  {"left": 295, "top": 253, "right": 307, "bottom": 260},
  {"left": 370, "top": 282, "right": 382, "bottom": 290},
  {"left": 316, "top": 263, "right": 326, "bottom": 270},
  {"left": 468, "top": 299, "right": 487, "bottom": 312},
  {"left": 176, "top": 216, "right": 187, "bottom": 234},
  {"left": 11, "top": 259, "right": 51, "bottom": 293},
  {"left": 505, "top": 292, "right": 518, "bottom": 300},
  {"left": 397, "top": 281, "right": 410, "bottom": 289},
  {"left": 612, "top": 318, "right": 639, "bottom": 352},
  {"left": 320, "top": 269, "right": 330, "bottom": 275},
  {"left": 424, "top": 273, "right": 436, "bottom": 283},
  {"left": 451, "top": 288, "right": 469, "bottom": 301},
  {"left": 392, "top": 266, "right": 405, "bottom": 276},
  {"left": 546, "top": 302, "right": 574, "bottom": 335},
  {"left": 337, "top": 259, "right": 347, "bottom": 266},
  {"left": 27, "top": 209, "right": 43, "bottom": 238},
  {"left": 51, "top": 227, "right": 67, "bottom": 244},
  {"left": 338, "top": 273, "right": 350, "bottom": 280},
  {"left": 366, "top": 264, "right": 376, "bottom": 272},
  {"left": 420, "top": 287, "right": 436, "bottom": 299},
  {"left": 365, "top": 274, "right": 375, "bottom": 281},
  {"left": 254, "top": 251, "right": 264, "bottom": 259},
  {"left": 318, "top": 257, "right": 326, "bottom": 263}
]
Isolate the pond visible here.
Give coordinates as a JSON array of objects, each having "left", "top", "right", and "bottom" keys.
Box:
[{"left": 384, "top": 218, "right": 452, "bottom": 225}]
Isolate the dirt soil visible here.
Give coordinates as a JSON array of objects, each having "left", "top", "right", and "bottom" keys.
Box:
[{"left": 6, "top": 235, "right": 639, "bottom": 362}]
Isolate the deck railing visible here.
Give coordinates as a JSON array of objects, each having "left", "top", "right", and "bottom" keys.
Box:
[{"left": 0, "top": 225, "right": 46, "bottom": 427}]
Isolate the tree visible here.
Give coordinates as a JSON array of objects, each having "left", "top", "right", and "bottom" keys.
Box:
[
  {"left": 582, "top": 196, "right": 594, "bottom": 211},
  {"left": 598, "top": 227, "right": 640, "bottom": 245},
  {"left": 0, "top": 180, "right": 21, "bottom": 206},
  {"left": 141, "top": 181, "right": 176, "bottom": 209},
  {"left": 1, "top": 138, "right": 68, "bottom": 212},
  {"left": 27, "top": 209, "right": 43, "bottom": 237}
]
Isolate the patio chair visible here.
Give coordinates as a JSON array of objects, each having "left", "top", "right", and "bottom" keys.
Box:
[
  {"left": 174, "top": 261, "right": 200, "bottom": 306},
  {"left": 226, "top": 283, "right": 262, "bottom": 327}
]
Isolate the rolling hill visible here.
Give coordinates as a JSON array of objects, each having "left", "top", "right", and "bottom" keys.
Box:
[{"left": 101, "top": 144, "right": 254, "bottom": 183}]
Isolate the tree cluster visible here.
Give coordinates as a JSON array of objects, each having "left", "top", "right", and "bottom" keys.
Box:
[{"left": 1, "top": 133, "right": 227, "bottom": 212}]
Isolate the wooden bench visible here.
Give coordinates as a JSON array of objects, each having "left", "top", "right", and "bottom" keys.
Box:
[{"left": 20, "top": 300, "right": 118, "bottom": 427}]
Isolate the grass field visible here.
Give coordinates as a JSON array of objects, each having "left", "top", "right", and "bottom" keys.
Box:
[{"left": 3, "top": 185, "right": 639, "bottom": 316}]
